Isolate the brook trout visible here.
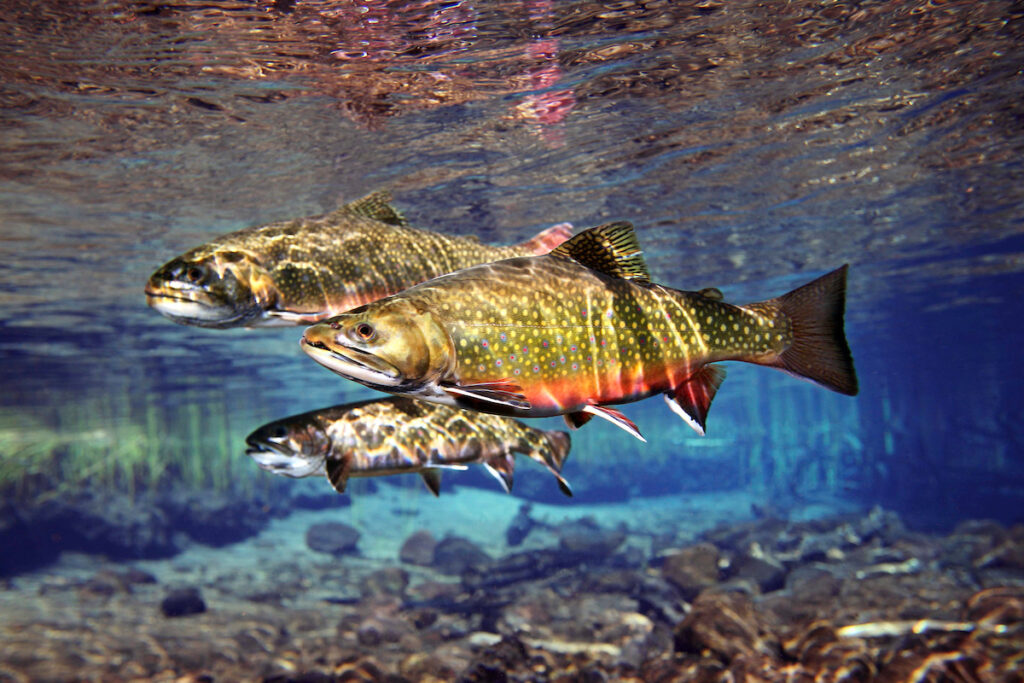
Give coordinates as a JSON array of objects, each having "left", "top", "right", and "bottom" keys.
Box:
[
  {"left": 145, "top": 191, "right": 572, "bottom": 328},
  {"left": 301, "top": 222, "right": 857, "bottom": 441},
  {"left": 244, "top": 397, "right": 572, "bottom": 496}
]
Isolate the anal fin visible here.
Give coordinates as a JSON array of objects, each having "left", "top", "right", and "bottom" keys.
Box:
[{"left": 665, "top": 364, "right": 726, "bottom": 436}]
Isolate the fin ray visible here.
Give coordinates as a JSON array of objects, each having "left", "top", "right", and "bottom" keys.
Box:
[
  {"left": 550, "top": 222, "right": 650, "bottom": 283},
  {"left": 666, "top": 364, "right": 727, "bottom": 436},
  {"left": 760, "top": 265, "right": 858, "bottom": 396},
  {"left": 337, "top": 191, "right": 407, "bottom": 226}
]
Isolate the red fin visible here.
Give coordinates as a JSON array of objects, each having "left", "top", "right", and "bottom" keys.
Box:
[
  {"left": 763, "top": 265, "right": 858, "bottom": 396},
  {"left": 666, "top": 364, "right": 727, "bottom": 436},
  {"left": 444, "top": 379, "right": 530, "bottom": 409},
  {"left": 518, "top": 222, "right": 573, "bottom": 254},
  {"left": 582, "top": 404, "right": 646, "bottom": 442}
]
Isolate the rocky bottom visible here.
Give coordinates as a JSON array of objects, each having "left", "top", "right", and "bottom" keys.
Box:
[{"left": 0, "top": 500, "right": 1022, "bottom": 682}]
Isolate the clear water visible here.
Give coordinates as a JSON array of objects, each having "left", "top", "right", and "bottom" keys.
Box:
[
  {"left": 1, "top": 0, "right": 1023, "bottom": 653},
  {"left": 3, "top": 0, "right": 1022, "bottom": 522}
]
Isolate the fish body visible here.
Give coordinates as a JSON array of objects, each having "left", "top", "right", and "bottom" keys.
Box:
[
  {"left": 244, "top": 396, "right": 572, "bottom": 496},
  {"left": 145, "top": 191, "right": 572, "bottom": 328},
  {"left": 301, "top": 222, "right": 857, "bottom": 440}
]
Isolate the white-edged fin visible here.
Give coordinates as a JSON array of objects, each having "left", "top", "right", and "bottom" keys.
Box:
[
  {"left": 443, "top": 380, "right": 530, "bottom": 410},
  {"left": 664, "top": 394, "right": 706, "bottom": 436},
  {"left": 582, "top": 405, "right": 646, "bottom": 442},
  {"left": 420, "top": 469, "right": 442, "bottom": 496},
  {"left": 430, "top": 464, "right": 469, "bottom": 471},
  {"left": 483, "top": 453, "right": 515, "bottom": 493}
]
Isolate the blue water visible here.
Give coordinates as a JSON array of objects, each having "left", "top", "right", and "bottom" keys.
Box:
[{"left": 0, "top": 0, "right": 1022, "bottom": 678}]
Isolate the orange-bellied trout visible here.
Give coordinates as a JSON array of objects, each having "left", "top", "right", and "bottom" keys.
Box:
[
  {"left": 145, "top": 191, "right": 572, "bottom": 328},
  {"left": 244, "top": 396, "right": 572, "bottom": 496},
  {"left": 300, "top": 222, "right": 858, "bottom": 441}
]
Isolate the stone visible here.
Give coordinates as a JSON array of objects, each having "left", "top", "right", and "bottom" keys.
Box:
[
  {"left": 505, "top": 503, "right": 535, "bottom": 547},
  {"left": 399, "top": 529, "right": 437, "bottom": 566},
  {"left": 728, "top": 549, "right": 787, "bottom": 593},
  {"left": 305, "top": 521, "right": 360, "bottom": 556},
  {"left": 359, "top": 566, "right": 409, "bottom": 597},
  {"left": 160, "top": 586, "right": 206, "bottom": 617},
  {"left": 432, "top": 536, "right": 491, "bottom": 575},
  {"left": 558, "top": 518, "right": 626, "bottom": 557},
  {"left": 661, "top": 542, "right": 720, "bottom": 599},
  {"left": 673, "top": 591, "right": 775, "bottom": 662}
]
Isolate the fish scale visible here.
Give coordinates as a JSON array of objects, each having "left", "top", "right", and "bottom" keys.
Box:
[{"left": 301, "top": 222, "right": 858, "bottom": 441}]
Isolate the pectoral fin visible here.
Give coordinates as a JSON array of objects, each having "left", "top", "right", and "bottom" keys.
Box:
[
  {"left": 443, "top": 379, "right": 530, "bottom": 410},
  {"left": 420, "top": 469, "right": 442, "bottom": 496},
  {"left": 665, "top": 364, "right": 727, "bottom": 436},
  {"left": 325, "top": 458, "right": 352, "bottom": 494},
  {"left": 566, "top": 404, "right": 646, "bottom": 442},
  {"left": 482, "top": 453, "right": 516, "bottom": 494}
]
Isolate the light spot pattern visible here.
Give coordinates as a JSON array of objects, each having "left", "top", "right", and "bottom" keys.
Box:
[{"left": 145, "top": 192, "right": 571, "bottom": 328}]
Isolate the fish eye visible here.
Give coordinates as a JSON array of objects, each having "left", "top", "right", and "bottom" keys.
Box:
[
  {"left": 184, "top": 265, "right": 206, "bottom": 284},
  {"left": 354, "top": 322, "right": 376, "bottom": 341},
  {"left": 270, "top": 425, "right": 288, "bottom": 439}
]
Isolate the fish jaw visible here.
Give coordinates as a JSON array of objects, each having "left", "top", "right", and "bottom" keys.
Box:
[
  {"left": 300, "top": 334, "right": 405, "bottom": 388},
  {"left": 301, "top": 301, "right": 456, "bottom": 392},
  {"left": 244, "top": 439, "right": 326, "bottom": 478},
  {"left": 144, "top": 254, "right": 263, "bottom": 328}
]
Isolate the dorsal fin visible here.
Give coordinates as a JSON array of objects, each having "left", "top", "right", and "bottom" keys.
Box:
[
  {"left": 336, "top": 191, "right": 407, "bottom": 226},
  {"left": 550, "top": 222, "right": 650, "bottom": 283},
  {"left": 699, "top": 287, "right": 724, "bottom": 301}
]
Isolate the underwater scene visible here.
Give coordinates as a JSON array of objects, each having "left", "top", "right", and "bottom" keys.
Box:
[{"left": 1, "top": 0, "right": 1022, "bottom": 680}]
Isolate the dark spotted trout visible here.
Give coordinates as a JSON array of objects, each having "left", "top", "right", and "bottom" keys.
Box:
[
  {"left": 145, "top": 191, "right": 572, "bottom": 328},
  {"left": 300, "top": 222, "right": 858, "bottom": 441},
  {"left": 244, "top": 396, "right": 572, "bottom": 496}
]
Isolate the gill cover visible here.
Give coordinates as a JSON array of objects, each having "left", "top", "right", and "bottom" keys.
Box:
[{"left": 302, "top": 299, "right": 454, "bottom": 391}]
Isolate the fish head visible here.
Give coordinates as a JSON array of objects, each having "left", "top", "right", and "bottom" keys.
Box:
[
  {"left": 145, "top": 248, "right": 272, "bottom": 328},
  {"left": 301, "top": 299, "right": 454, "bottom": 393},
  {"left": 244, "top": 415, "right": 331, "bottom": 478}
]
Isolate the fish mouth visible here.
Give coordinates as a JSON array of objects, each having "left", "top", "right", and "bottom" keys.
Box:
[
  {"left": 145, "top": 283, "right": 244, "bottom": 327},
  {"left": 244, "top": 439, "right": 324, "bottom": 478},
  {"left": 300, "top": 337, "right": 403, "bottom": 387}
]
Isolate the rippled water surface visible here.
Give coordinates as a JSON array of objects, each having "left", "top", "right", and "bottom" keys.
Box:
[{"left": 1, "top": 0, "right": 1022, "bottom": 520}]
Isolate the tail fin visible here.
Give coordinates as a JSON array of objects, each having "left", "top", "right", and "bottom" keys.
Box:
[
  {"left": 540, "top": 430, "right": 573, "bottom": 497},
  {"left": 518, "top": 222, "right": 574, "bottom": 254},
  {"left": 764, "top": 265, "right": 858, "bottom": 396}
]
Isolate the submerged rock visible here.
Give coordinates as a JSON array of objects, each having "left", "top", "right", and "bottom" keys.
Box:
[
  {"left": 558, "top": 517, "right": 626, "bottom": 557},
  {"left": 160, "top": 586, "right": 206, "bottom": 617},
  {"left": 432, "top": 536, "right": 491, "bottom": 575},
  {"left": 505, "top": 503, "right": 535, "bottom": 547},
  {"left": 661, "top": 542, "right": 721, "bottom": 599},
  {"left": 399, "top": 529, "right": 437, "bottom": 566},
  {"left": 305, "top": 521, "right": 360, "bottom": 556}
]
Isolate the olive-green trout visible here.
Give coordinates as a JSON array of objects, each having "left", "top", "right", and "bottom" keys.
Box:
[
  {"left": 244, "top": 397, "right": 572, "bottom": 496},
  {"left": 145, "top": 191, "right": 572, "bottom": 328},
  {"left": 300, "top": 222, "right": 857, "bottom": 441}
]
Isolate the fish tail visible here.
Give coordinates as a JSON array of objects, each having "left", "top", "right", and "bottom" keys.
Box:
[
  {"left": 518, "top": 222, "right": 574, "bottom": 254},
  {"left": 761, "top": 265, "right": 858, "bottom": 396}
]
